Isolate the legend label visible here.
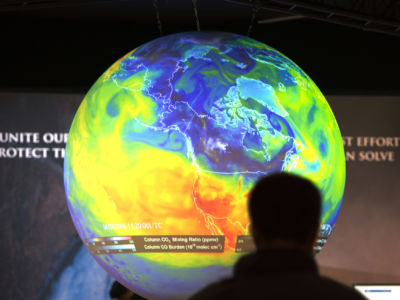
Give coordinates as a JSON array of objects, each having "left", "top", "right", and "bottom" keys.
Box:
[
  {"left": 235, "top": 235, "right": 255, "bottom": 253},
  {"left": 234, "top": 234, "right": 329, "bottom": 254},
  {"left": 86, "top": 235, "right": 225, "bottom": 254}
]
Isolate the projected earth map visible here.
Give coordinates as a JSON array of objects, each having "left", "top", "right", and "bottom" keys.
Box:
[{"left": 64, "top": 32, "right": 345, "bottom": 300}]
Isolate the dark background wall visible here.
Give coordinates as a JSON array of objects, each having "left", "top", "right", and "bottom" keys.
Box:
[{"left": 0, "top": 0, "right": 399, "bottom": 94}]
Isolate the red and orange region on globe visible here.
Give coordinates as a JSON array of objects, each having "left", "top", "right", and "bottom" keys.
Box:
[
  {"left": 97, "top": 145, "right": 250, "bottom": 252},
  {"left": 194, "top": 175, "right": 249, "bottom": 250}
]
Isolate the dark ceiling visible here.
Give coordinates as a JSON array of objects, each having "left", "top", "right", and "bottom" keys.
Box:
[{"left": 1, "top": 0, "right": 400, "bottom": 94}]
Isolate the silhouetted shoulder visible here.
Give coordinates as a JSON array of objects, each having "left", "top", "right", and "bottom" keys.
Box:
[{"left": 188, "top": 274, "right": 367, "bottom": 300}]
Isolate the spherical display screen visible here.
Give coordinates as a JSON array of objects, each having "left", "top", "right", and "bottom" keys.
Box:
[{"left": 64, "top": 31, "right": 345, "bottom": 300}]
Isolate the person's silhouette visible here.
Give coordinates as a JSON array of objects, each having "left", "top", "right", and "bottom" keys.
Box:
[{"left": 189, "top": 172, "right": 366, "bottom": 300}]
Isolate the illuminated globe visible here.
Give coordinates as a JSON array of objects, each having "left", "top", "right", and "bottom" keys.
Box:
[{"left": 64, "top": 32, "right": 345, "bottom": 300}]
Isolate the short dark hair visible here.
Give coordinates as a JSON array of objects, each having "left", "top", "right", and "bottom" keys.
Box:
[{"left": 249, "top": 172, "right": 321, "bottom": 244}]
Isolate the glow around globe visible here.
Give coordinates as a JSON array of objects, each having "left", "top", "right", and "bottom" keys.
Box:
[{"left": 64, "top": 31, "right": 345, "bottom": 300}]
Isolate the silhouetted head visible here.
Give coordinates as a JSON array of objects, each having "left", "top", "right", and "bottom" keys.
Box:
[{"left": 249, "top": 172, "right": 321, "bottom": 253}]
